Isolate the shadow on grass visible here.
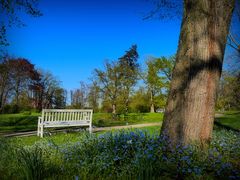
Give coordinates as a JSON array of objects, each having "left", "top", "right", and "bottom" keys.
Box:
[
  {"left": 0, "top": 115, "right": 38, "bottom": 133},
  {"left": 214, "top": 118, "right": 240, "bottom": 132}
]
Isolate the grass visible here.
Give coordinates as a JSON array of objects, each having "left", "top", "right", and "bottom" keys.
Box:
[
  {"left": 0, "top": 113, "right": 39, "bottom": 134},
  {"left": 0, "top": 114, "right": 239, "bottom": 179},
  {"left": 0, "top": 110, "right": 239, "bottom": 135},
  {"left": 215, "top": 111, "right": 240, "bottom": 130},
  {"left": 92, "top": 112, "right": 163, "bottom": 126},
  {"left": 11, "top": 125, "right": 161, "bottom": 146},
  {"left": 0, "top": 112, "right": 163, "bottom": 134}
]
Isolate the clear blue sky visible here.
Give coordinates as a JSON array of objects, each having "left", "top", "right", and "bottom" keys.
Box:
[{"left": 5, "top": 1, "right": 185, "bottom": 91}]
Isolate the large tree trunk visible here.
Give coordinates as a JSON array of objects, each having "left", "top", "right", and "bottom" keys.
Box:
[{"left": 161, "top": 0, "right": 235, "bottom": 146}]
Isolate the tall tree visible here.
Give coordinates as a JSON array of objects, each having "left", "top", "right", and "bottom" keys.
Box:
[
  {"left": 53, "top": 88, "right": 67, "bottom": 109},
  {"left": 70, "top": 82, "right": 89, "bottom": 109},
  {"left": 130, "top": 87, "right": 150, "bottom": 113},
  {"left": 94, "top": 61, "right": 122, "bottom": 114},
  {"left": 31, "top": 70, "right": 63, "bottom": 110},
  {"left": 118, "top": 45, "right": 139, "bottom": 114},
  {"left": 6, "top": 58, "right": 39, "bottom": 111},
  {"left": 161, "top": 0, "right": 236, "bottom": 147},
  {"left": 88, "top": 81, "right": 100, "bottom": 112},
  {"left": 145, "top": 56, "right": 174, "bottom": 113},
  {"left": 0, "top": 58, "right": 12, "bottom": 111}
]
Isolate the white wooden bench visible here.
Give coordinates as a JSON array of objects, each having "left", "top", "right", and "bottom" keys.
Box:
[{"left": 37, "top": 109, "right": 93, "bottom": 137}]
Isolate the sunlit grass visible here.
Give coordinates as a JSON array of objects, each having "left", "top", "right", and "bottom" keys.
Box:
[{"left": 0, "top": 112, "right": 163, "bottom": 134}]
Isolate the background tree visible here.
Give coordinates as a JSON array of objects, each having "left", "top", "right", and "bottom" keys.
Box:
[
  {"left": 0, "top": 0, "right": 42, "bottom": 48},
  {"left": 70, "top": 82, "right": 89, "bottom": 109},
  {"left": 118, "top": 45, "right": 139, "bottom": 114},
  {"left": 70, "top": 89, "right": 83, "bottom": 109},
  {"left": 94, "top": 61, "right": 122, "bottom": 114},
  {"left": 160, "top": 0, "right": 236, "bottom": 147},
  {"left": 129, "top": 87, "right": 150, "bottom": 113},
  {"left": 88, "top": 81, "right": 100, "bottom": 112},
  {"left": 228, "top": 1, "right": 240, "bottom": 54},
  {"left": 53, "top": 88, "right": 67, "bottom": 109},
  {"left": 30, "top": 70, "right": 65, "bottom": 110},
  {"left": 8, "top": 58, "right": 38, "bottom": 110},
  {"left": 0, "top": 58, "right": 12, "bottom": 112},
  {"left": 216, "top": 71, "right": 240, "bottom": 110},
  {"left": 145, "top": 56, "right": 174, "bottom": 113}
]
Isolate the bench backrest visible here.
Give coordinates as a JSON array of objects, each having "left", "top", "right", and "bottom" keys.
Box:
[{"left": 41, "top": 109, "right": 93, "bottom": 122}]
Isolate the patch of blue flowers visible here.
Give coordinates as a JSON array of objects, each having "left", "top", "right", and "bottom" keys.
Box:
[
  {"left": 1, "top": 128, "right": 239, "bottom": 179},
  {"left": 60, "top": 129, "right": 240, "bottom": 179}
]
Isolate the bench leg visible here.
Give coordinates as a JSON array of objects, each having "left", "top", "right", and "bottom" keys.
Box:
[
  {"left": 89, "top": 124, "right": 92, "bottom": 134},
  {"left": 37, "top": 124, "right": 43, "bottom": 137},
  {"left": 40, "top": 125, "right": 44, "bottom": 138},
  {"left": 37, "top": 124, "right": 41, "bottom": 136},
  {"left": 37, "top": 125, "right": 39, "bottom": 136}
]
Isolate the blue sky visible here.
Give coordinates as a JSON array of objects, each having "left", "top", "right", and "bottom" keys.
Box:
[
  {"left": 6, "top": 0, "right": 181, "bottom": 91},
  {"left": 7, "top": 0, "right": 237, "bottom": 91}
]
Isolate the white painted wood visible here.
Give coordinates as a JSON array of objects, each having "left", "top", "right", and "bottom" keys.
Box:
[{"left": 37, "top": 109, "right": 93, "bottom": 137}]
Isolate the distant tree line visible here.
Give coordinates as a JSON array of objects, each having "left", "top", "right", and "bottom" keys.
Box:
[{"left": 1, "top": 45, "right": 238, "bottom": 114}]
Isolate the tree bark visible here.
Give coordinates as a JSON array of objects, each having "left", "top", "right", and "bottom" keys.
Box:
[
  {"left": 150, "top": 90, "right": 155, "bottom": 113},
  {"left": 112, "top": 104, "right": 116, "bottom": 114},
  {"left": 161, "top": 0, "right": 235, "bottom": 146}
]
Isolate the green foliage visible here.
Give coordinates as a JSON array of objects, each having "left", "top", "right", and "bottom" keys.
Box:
[
  {"left": 130, "top": 87, "right": 150, "bottom": 113},
  {"left": 94, "top": 60, "right": 122, "bottom": 113},
  {"left": 0, "top": 138, "right": 18, "bottom": 179},
  {"left": 216, "top": 71, "right": 240, "bottom": 110},
  {"left": 17, "top": 142, "right": 62, "bottom": 180},
  {"left": 2, "top": 104, "right": 19, "bottom": 114},
  {"left": 88, "top": 81, "right": 100, "bottom": 112},
  {"left": 144, "top": 55, "right": 175, "bottom": 111},
  {"left": 94, "top": 45, "right": 139, "bottom": 114},
  {"left": 118, "top": 45, "right": 139, "bottom": 113},
  {"left": 0, "top": 128, "right": 239, "bottom": 179}
]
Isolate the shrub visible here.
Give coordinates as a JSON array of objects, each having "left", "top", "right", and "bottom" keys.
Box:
[
  {"left": 17, "top": 141, "right": 64, "bottom": 180},
  {"left": 2, "top": 104, "right": 19, "bottom": 114}
]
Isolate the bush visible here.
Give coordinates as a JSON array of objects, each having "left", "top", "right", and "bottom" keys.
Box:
[
  {"left": 97, "top": 119, "right": 107, "bottom": 127},
  {"left": 2, "top": 104, "right": 19, "bottom": 114}
]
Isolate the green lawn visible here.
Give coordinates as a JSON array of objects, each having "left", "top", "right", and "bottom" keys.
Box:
[
  {"left": 1, "top": 111, "right": 239, "bottom": 135},
  {"left": 11, "top": 125, "right": 161, "bottom": 146},
  {"left": 93, "top": 113, "right": 163, "bottom": 127},
  {"left": 0, "top": 112, "right": 163, "bottom": 134},
  {"left": 215, "top": 111, "right": 240, "bottom": 130},
  {"left": 0, "top": 113, "right": 39, "bottom": 134}
]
